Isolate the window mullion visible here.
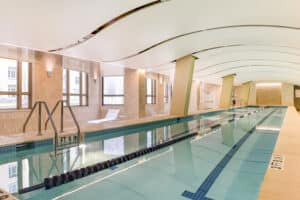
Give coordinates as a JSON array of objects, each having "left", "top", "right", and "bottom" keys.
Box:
[
  {"left": 66, "top": 69, "right": 70, "bottom": 106},
  {"left": 17, "top": 61, "right": 22, "bottom": 109},
  {"left": 86, "top": 73, "right": 89, "bottom": 106},
  {"left": 28, "top": 63, "right": 32, "bottom": 108},
  {"left": 79, "top": 72, "right": 82, "bottom": 106}
]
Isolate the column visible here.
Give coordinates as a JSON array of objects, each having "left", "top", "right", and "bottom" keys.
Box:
[
  {"left": 138, "top": 69, "right": 146, "bottom": 118},
  {"left": 281, "top": 83, "right": 294, "bottom": 106},
  {"left": 196, "top": 80, "right": 201, "bottom": 110},
  {"left": 124, "top": 68, "right": 146, "bottom": 119},
  {"left": 170, "top": 55, "right": 195, "bottom": 116},
  {"left": 240, "top": 81, "right": 251, "bottom": 106},
  {"left": 219, "top": 74, "right": 235, "bottom": 108},
  {"left": 248, "top": 82, "right": 256, "bottom": 105}
]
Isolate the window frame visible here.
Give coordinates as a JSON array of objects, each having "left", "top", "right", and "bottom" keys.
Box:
[
  {"left": 0, "top": 58, "right": 32, "bottom": 110},
  {"left": 163, "top": 81, "right": 169, "bottom": 103},
  {"left": 102, "top": 76, "right": 125, "bottom": 106},
  {"left": 63, "top": 68, "right": 89, "bottom": 107},
  {"left": 146, "top": 78, "right": 157, "bottom": 104}
]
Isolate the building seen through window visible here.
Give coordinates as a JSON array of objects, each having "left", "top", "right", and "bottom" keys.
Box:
[
  {"left": 0, "top": 58, "right": 31, "bottom": 109},
  {"left": 102, "top": 76, "right": 124, "bottom": 105}
]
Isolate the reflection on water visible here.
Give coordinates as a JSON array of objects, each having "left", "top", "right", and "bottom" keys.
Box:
[
  {"left": 0, "top": 125, "right": 179, "bottom": 191},
  {"left": 104, "top": 136, "right": 124, "bottom": 155},
  {"left": 0, "top": 161, "right": 18, "bottom": 193},
  {"left": 0, "top": 107, "right": 261, "bottom": 192},
  {"left": 221, "top": 124, "right": 235, "bottom": 147}
]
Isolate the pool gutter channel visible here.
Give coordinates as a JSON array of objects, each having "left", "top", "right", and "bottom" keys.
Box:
[
  {"left": 0, "top": 106, "right": 265, "bottom": 154},
  {"left": 18, "top": 108, "right": 263, "bottom": 194}
]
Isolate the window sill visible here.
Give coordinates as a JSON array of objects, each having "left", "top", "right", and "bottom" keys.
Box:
[
  {"left": 102, "top": 104, "right": 124, "bottom": 106},
  {"left": 65, "top": 105, "right": 89, "bottom": 108},
  {"left": 0, "top": 109, "right": 31, "bottom": 113}
]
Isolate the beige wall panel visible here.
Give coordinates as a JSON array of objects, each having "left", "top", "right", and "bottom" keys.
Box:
[
  {"left": 234, "top": 82, "right": 252, "bottom": 106},
  {"left": 0, "top": 45, "right": 101, "bottom": 135},
  {"left": 123, "top": 68, "right": 139, "bottom": 119},
  {"left": 281, "top": 83, "right": 294, "bottom": 106},
  {"left": 256, "top": 85, "right": 282, "bottom": 105},
  {"left": 248, "top": 82, "right": 256, "bottom": 105},
  {"left": 233, "top": 85, "right": 243, "bottom": 106},
  {"left": 170, "top": 55, "right": 195, "bottom": 116},
  {"left": 199, "top": 82, "right": 221, "bottom": 110},
  {"left": 188, "top": 80, "right": 199, "bottom": 114}
]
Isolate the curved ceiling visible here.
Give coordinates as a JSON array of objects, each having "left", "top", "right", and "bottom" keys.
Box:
[{"left": 1, "top": 0, "right": 300, "bottom": 85}]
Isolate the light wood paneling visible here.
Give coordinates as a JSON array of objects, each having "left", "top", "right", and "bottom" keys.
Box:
[
  {"left": 256, "top": 84, "right": 282, "bottom": 105},
  {"left": 170, "top": 55, "right": 195, "bottom": 116},
  {"left": 219, "top": 74, "right": 235, "bottom": 108}
]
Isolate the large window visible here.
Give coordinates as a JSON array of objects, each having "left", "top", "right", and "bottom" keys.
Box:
[
  {"left": 102, "top": 76, "right": 124, "bottom": 105},
  {"left": 146, "top": 78, "right": 156, "bottom": 104},
  {"left": 0, "top": 58, "right": 31, "bottom": 109},
  {"left": 164, "top": 81, "right": 169, "bottom": 103},
  {"left": 63, "top": 68, "right": 88, "bottom": 106}
]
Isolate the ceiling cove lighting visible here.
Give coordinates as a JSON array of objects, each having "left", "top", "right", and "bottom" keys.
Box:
[{"left": 256, "top": 82, "right": 282, "bottom": 87}]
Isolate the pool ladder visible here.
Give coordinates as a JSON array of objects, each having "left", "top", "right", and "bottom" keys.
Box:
[{"left": 23, "top": 100, "right": 81, "bottom": 155}]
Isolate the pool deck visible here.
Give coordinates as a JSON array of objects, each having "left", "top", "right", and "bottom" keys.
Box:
[
  {"left": 258, "top": 106, "right": 300, "bottom": 200},
  {"left": 0, "top": 107, "right": 228, "bottom": 148}
]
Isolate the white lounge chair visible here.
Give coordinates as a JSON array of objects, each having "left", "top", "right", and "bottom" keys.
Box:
[{"left": 88, "top": 109, "right": 120, "bottom": 124}]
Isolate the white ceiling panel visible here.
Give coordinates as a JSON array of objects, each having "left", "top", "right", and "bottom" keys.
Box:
[
  {"left": 0, "top": 0, "right": 153, "bottom": 50},
  {"left": 1, "top": 0, "right": 300, "bottom": 84}
]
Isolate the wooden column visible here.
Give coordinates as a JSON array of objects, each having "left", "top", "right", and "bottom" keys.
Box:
[
  {"left": 219, "top": 74, "right": 235, "bottom": 108},
  {"left": 170, "top": 55, "right": 195, "bottom": 116}
]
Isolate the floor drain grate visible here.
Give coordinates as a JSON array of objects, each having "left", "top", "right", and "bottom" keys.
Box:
[{"left": 269, "top": 154, "right": 285, "bottom": 171}]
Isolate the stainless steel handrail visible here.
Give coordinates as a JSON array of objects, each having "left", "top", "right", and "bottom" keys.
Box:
[
  {"left": 23, "top": 101, "right": 58, "bottom": 137},
  {"left": 44, "top": 100, "right": 81, "bottom": 147}
]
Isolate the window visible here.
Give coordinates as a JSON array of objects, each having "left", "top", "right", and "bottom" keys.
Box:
[
  {"left": 8, "top": 183, "right": 17, "bottom": 193},
  {"left": 63, "top": 68, "right": 88, "bottom": 106},
  {"left": 0, "top": 58, "right": 31, "bottom": 109},
  {"left": 102, "top": 76, "right": 124, "bottom": 105},
  {"left": 164, "top": 81, "right": 169, "bottom": 103},
  {"left": 146, "top": 78, "right": 156, "bottom": 104},
  {"left": 8, "top": 67, "right": 16, "bottom": 80},
  {"left": 8, "top": 164, "right": 17, "bottom": 178},
  {"left": 8, "top": 85, "right": 16, "bottom": 99}
]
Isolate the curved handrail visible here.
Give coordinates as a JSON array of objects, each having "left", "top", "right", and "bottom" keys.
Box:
[
  {"left": 45, "top": 100, "right": 81, "bottom": 139},
  {"left": 23, "top": 102, "right": 39, "bottom": 133},
  {"left": 23, "top": 101, "right": 58, "bottom": 137},
  {"left": 44, "top": 100, "right": 62, "bottom": 131},
  {"left": 41, "top": 102, "right": 59, "bottom": 136}
]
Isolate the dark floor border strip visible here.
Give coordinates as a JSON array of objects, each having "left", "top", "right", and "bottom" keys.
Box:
[
  {"left": 18, "top": 183, "right": 44, "bottom": 194},
  {"left": 48, "top": 0, "right": 164, "bottom": 52},
  {"left": 18, "top": 131, "right": 197, "bottom": 194},
  {"left": 182, "top": 109, "right": 277, "bottom": 200}
]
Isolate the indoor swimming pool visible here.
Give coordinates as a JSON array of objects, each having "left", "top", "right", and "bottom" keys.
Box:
[{"left": 0, "top": 106, "right": 286, "bottom": 200}]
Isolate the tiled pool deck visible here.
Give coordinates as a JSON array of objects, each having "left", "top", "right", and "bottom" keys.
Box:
[
  {"left": 0, "top": 107, "right": 228, "bottom": 148},
  {"left": 258, "top": 106, "right": 300, "bottom": 200}
]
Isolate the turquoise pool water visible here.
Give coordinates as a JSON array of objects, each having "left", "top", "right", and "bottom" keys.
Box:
[{"left": 0, "top": 107, "right": 286, "bottom": 200}]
